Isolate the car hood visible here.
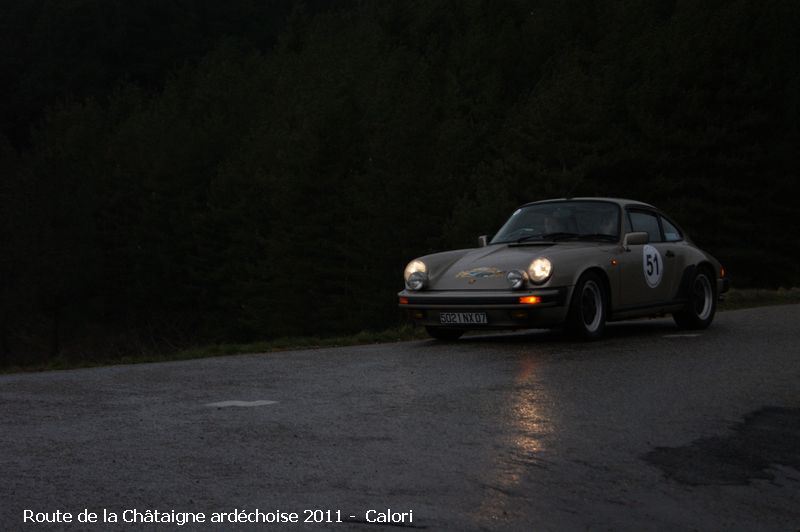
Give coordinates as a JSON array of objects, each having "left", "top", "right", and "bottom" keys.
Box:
[{"left": 423, "top": 243, "right": 564, "bottom": 290}]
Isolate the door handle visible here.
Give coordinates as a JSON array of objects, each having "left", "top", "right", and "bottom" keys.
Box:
[{"left": 666, "top": 250, "right": 675, "bottom": 258}]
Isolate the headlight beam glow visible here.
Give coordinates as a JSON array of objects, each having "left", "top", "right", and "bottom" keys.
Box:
[{"left": 528, "top": 257, "right": 552, "bottom": 284}]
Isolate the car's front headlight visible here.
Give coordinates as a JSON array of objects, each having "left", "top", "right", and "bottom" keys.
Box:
[
  {"left": 528, "top": 257, "right": 552, "bottom": 284},
  {"left": 404, "top": 260, "right": 428, "bottom": 290}
]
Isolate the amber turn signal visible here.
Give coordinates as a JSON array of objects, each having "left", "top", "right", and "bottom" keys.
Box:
[
  {"left": 519, "top": 296, "right": 541, "bottom": 305},
  {"left": 399, "top": 297, "right": 409, "bottom": 305}
]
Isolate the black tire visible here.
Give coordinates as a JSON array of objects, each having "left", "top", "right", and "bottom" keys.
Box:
[
  {"left": 673, "top": 268, "right": 716, "bottom": 329},
  {"left": 425, "top": 326, "right": 465, "bottom": 341},
  {"left": 566, "top": 271, "right": 608, "bottom": 340}
]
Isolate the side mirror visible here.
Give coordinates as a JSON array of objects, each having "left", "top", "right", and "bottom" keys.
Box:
[
  {"left": 623, "top": 231, "right": 649, "bottom": 249},
  {"left": 478, "top": 235, "right": 489, "bottom": 247}
]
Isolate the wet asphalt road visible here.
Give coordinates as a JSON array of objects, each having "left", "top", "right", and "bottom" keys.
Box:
[{"left": 1, "top": 305, "right": 799, "bottom": 531}]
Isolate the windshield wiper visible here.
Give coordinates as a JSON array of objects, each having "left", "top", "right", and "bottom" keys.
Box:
[
  {"left": 518, "top": 232, "right": 580, "bottom": 242},
  {"left": 514, "top": 234, "right": 547, "bottom": 243},
  {"left": 516, "top": 232, "right": 617, "bottom": 243},
  {"left": 571, "top": 233, "right": 618, "bottom": 242}
]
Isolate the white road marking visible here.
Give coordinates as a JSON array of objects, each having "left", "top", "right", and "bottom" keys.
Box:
[
  {"left": 662, "top": 334, "right": 701, "bottom": 338},
  {"left": 205, "top": 400, "right": 278, "bottom": 408}
]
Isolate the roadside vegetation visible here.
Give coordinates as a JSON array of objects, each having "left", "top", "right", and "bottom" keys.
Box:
[
  {"left": 1, "top": 1, "right": 798, "bottom": 369},
  {"left": 718, "top": 287, "right": 800, "bottom": 311},
  {"left": 0, "top": 324, "right": 426, "bottom": 374},
  {"left": 2, "top": 288, "right": 798, "bottom": 374}
]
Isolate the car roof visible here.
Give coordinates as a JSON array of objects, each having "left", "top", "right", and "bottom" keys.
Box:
[{"left": 520, "top": 197, "right": 656, "bottom": 210}]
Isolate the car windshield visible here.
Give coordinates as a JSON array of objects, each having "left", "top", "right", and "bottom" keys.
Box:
[{"left": 491, "top": 201, "right": 621, "bottom": 244}]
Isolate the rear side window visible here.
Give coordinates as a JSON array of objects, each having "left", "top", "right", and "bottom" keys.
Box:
[
  {"left": 661, "top": 217, "right": 682, "bottom": 242},
  {"left": 629, "top": 211, "right": 662, "bottom": 243}
]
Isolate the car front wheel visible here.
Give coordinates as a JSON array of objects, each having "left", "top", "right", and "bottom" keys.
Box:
[
  {"left": 673, "top": 268, "right": 716, "bottom": 329},
  {"left": 566, "top": 272, "right": 607, "bottom": 340},
  {"left": 425, "top": 326, "right": 464, "bottom": 341}
]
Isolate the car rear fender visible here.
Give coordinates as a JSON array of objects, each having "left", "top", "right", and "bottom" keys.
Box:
[{"left": 676, "top": 262, "right": 716, "bottom": 300}]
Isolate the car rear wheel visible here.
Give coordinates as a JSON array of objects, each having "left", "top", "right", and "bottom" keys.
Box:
[
  {"left": 566, "top": 272, "right": 607, "bottom": 340},
  {"left": 673, "top": 268, "right": 716, "bottom": 329},
  {"left": 425, "top": 326, "right": 464, "bottom": 341}
]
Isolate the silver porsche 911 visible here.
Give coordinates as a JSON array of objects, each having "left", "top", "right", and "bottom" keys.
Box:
[{"left": 398, "top": 198, "right": 729, "bottom": 340}]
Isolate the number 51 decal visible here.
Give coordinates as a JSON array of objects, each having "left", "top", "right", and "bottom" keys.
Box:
[{"left": 643, "top": 244, "right": 663, "bottom": 288}]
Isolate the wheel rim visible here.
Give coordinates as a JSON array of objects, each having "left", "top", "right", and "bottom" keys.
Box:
[
  {"left": 581, "top": 280, "right": 603, "bottom": 332},
  {"left": 692, "top": 274, "right": 713, "bottom": 320}
]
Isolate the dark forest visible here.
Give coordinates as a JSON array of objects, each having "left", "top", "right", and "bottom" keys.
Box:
[{"left": 1, "top": 0, "right": 798, "bottom": 365}]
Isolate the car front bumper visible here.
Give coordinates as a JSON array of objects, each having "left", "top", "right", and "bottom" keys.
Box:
[{"left": 398, "top": 287, "right": 571, "bottom": 329}]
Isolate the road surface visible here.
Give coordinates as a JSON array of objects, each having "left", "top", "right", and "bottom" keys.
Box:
[{"left": 2, "top": 305, "right": 799, "bottom": 531}]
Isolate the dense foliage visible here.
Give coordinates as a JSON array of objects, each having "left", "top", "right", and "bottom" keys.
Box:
[{"left": 1, "top": 0, "right": 798, "bottom": 364}]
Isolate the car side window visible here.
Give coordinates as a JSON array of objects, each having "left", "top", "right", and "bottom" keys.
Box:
[
  {"left": 623, "top": 213, "right": 632, "bottom": 234},
  {"left": 661, "top": 217, "right": 682, "bottom": 242},
  {"left": 629, "top": 210, "right": 662, "bottom": 243}
]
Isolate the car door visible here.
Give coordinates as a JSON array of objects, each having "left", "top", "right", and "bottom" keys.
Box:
[
  {"left": 658, "top": 214, "right": 689, "bottom": 300},
  {"left": 617, "top": 209, "right": 680, "bottom": 307}
]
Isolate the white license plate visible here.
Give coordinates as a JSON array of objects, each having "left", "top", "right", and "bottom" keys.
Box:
[{"left": 439, "top": 312, "right": 488, "bottom": 325}]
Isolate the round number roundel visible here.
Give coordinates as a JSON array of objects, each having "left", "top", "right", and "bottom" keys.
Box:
[{"left": 642, "top": 244, "right": 663, "bottom": 288}]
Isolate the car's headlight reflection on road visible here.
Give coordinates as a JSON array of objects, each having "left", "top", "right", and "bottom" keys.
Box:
[{"left": 472, "top": 355, "right": 553, "bottom": 525}]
